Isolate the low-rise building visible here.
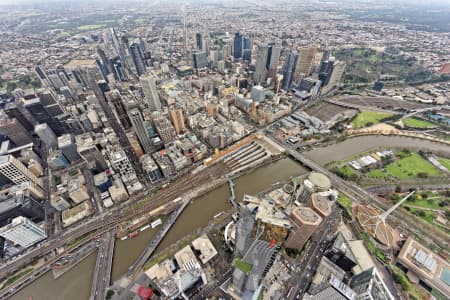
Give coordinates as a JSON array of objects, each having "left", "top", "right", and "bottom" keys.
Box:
[{"left": 397, "top": 237, "right": 450, "bottom": 297}]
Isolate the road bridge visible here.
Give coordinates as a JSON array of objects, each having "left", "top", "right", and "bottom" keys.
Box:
[
  {"left": 90, "top": 229, "right": 116, "bottom": 300},
  {"left": 126, "top": 199, "right": 190, "bottom": 278}
]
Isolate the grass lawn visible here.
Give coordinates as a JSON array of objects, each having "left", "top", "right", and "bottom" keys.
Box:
[
  {"left": 438, "top": 157, "right": 450, "bottom": 171},
  {"left": 233, "top": 258, "right": 253, "bottom": 274},
  {"left": 337, "top": 193, "right": 352, "bottom": 215},
  {"left": 405, "top": 196, "right": 446, "bottom": 211},
  {"left": 77, "top": 24, "right": 104, "bottom": 31},
  {"left": 367, "top": 169, "right": 386, "bottom": 179},
  {"left": 385, "top": 153, "right": 441, "bottom": 179},
  {"left": 368, "top": 53, "right": 378, "bottom": 64},
  {"left": 403, "top": 118, "right": 436, "bottom": 129},
  {"left": 408, "top": 208, "right": 435, "bottom": 223},
  {"left": 351, "top": 111, "right": 394, "bottom": 129},
  {"left": 339, "top": 166, "right": 355, "bottom": 177}
]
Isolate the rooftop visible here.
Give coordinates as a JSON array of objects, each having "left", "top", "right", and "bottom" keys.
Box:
[
  {"left": 308, "top": 172, "right": 331, "bottom": 190},
  {"left": 191, "top": 234, "right": 218, "bottom": 264},
  {"left": 292, "top": 206, "right": 322, "bottom": 225},
  {"left": 397, "top": 237, "right": 450, "bottom": 296}
]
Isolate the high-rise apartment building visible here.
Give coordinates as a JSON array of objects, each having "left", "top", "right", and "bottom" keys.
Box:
[
  {"left": 294, "top": 45, "right": 318, "bottom": 83},
  {"left": 0, "top": 216, "right": 47, "bottom": 248},
  {"left": 140, "top": 75, "right": 161, "bottom": 111}
]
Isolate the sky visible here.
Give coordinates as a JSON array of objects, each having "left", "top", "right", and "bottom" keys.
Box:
[{"left": 1, "top": 0, "right": 450, "bottom": 7}]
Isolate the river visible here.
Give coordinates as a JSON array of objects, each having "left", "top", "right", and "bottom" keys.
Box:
[
  {"left": 10, "top": 158, "right": 307, "bottom": 300},
  {"left": 304, "top": 135, "right": 450, "bottom": 165},
  {"left": 12, "top": 135, "right": 450, "bottom": 300}
]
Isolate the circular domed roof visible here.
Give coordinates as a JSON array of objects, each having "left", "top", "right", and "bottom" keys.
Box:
[{"left": 308, "top": 172, "right": 331, "bottom": 190}]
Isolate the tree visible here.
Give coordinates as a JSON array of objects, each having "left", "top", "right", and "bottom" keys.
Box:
[
  {"left": 416, "top": 210, "right": 426, "bottom": 217},
  {"left": 417, "top": 172, "right": 428, "bottom": 179}
]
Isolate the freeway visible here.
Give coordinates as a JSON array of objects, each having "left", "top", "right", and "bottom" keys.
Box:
[{"left": 90, "top": 229, "right": 115, "bottom": 300}]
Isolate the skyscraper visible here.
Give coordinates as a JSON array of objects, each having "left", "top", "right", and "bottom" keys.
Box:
[
  {"left": 140, "top": 75, "right": 162, "bottom": 111},
  {"left": 34, "top": 123, "right": 58, "bottom": 149},
  {"left": 282, "top": 51, "right": 299, "bottom": 90},
  {"left": 152, "top": 112, "right": 176, "bottom": 144},
  {"left": 267, "top": 44, "right": 281, "bottom": 81},
  {"left": 284, "top": 206, "right": 322, "bottom": 250},
  {"left": 130, "top": 42, "right": 147, "bottom": 76},
  {"left": 22, "top": 97, "right": 66, "bottom": 136},
  {"left": 128, "top": 108, "right": 153, "bottom": 153},
  {"left": 243, "top": 36, "right": 250, "bottom": 50},
  {"left": 196, "top": 33, "right": 202, "bottom": 50},
  {"left": 233, "top": 32, "right": 243, "bottom": 59},
  {"left": 318, "top": 60, "right": 334, "bottom": 86},
  {"left": 323, "top": 61, "right": 346, "bottom": 92},
  {"left": 254, "top": 45, "right": 269, "bottom": 84},
  {"left": 0, "top": 155, "right": 43, "bottom": 189},
  {"left": 192, "top": 51, "right": 208, "bottom": 69},
  {"left": 0, "top": 216, "right": 47, "bottom": 248},
  {"left": 294, "top": 45, "right": 318, "bottom": 83},
  {"left": 104, "top": 90, "right": 132, "bottom": 129},
  {"left": 350, "top": 267, "right": 394, "bottom": 300},
  {"left": 0, "top": 117, "right": 33, "bottom": 146},
  {"left": 235, "top": 205, "right": 255, "bottom": 257},
  {"left": 57, "top": 134, "right": 81, "bottom": 163},
  {"left": 3, "top": 102, "right": 36, "bottom": 132},
  {"left": 242, "top": 49, "right": 252, "bottom": 62},
  {"left": 168, "top": 107, "right": 185, "bottom": 134}
]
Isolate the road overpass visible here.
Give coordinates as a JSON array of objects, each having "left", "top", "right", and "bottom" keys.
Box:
[{"left": 90, "top": 229, "right": 115, "bottom": 300}]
